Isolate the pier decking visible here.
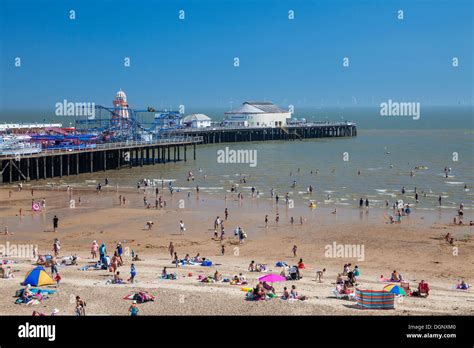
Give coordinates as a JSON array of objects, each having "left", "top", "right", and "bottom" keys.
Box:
[
  {"left": 0, "top": 137, "right": 202, "bottom": 184},
  {"left": 161, "top": 122, "right": 357, "bottom": 144}
]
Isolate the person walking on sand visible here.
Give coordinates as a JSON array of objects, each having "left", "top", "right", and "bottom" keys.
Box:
[
  {"left": 179, "top": 220, "right": 186, "bottom": 234},
  {"left": 225, "top": 208, "right": 229, "bottom": 220},
  {"left": 221, "top": 244, "right": 225, "bottom": 256},
  {"left": 438, "top": 195, "right": 442, "bottom": 206},
  {"left": 52, "top": 215, "right": 59, "bottom": 232},
  {"left": 275, "top": 213, "right": 280, "bottom": 224},
  {"left": 174, "top": 252, "right": 180, "bottom": 268},
  {"left": 265, "top": 215, "right": 269, "bottom": 228},
  {"left": 53, "top": 238, "right": 60, "bottom": 257},
  {"left": 91, "top": 240, "right": 99, "bottom": 259},
  {"left": 168, "top": 242, "right": 174, "bottom": 259},
  {"left": 128, "top": 263, "right": 137, "bottom": 283},
  {"left": 292, "top": 245, "right": 298, "bottom": 257}
]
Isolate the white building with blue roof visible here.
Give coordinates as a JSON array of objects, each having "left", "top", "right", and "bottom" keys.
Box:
[{"left": 224, "top": 101, "right": 291, "bottom": 127}]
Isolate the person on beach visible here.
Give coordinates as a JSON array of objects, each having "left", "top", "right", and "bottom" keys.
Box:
[
  {"left": 53, "top": 238, "right": 60, "bottom": 257},
  {"left": 75, "top": 296, "right": 86, "bottom": 316},
  {"left": 54, "top": 273, "right": 61, "bottom": 287},
  {"left": 91, "top": 241, "right": 99, "bottom": 259},
  {"left": 113, "top": 271, "right": 124, "bottom": 284},
  {"left": 168, "top": 242, "right": 174, "bottom": 259},
  {"left": 53, "top": 215, "right": 59, "bottom": 232},
  {"left": 129, "top": 301, "right": 139, "bottom": 316},
  {"left": 179, "top": 220, "right": 185, "bottom": 234},
  {"left": 248, "top": 261, "right": 256, "bottom": 272},
  {"left": 281, "top": 287, "right": 290, "bottom": 300},
  {"left": 365, "top": 198, "right": 369, "bottom": 208},
  {"left": 438, "top": 195, "right": 442, "bottom": 206},
  {"left": 174, "top": 252, "right": 179, "bottom": 268},
  {"left": 221, "top": 244, "right": 225, "bottom": 256},
  {"left": 359, "top": 198, "right": 364, "bottom": 208},
  {"left": 297, "top": 258, "right": 305, "bottom": 269},
  {"left": 225, "top": 208, "right": 229, "bottom": 220},
  {"left": 265, "top": 215, "right": 269, "bottom": 228},
  {"left": 292, "top": 245, "right": 297, "bottom": 257},
  {"left": 128, "top": 264, "right": 137, "bottom": 283},
  {"left": 116, "top": 242, "right": 123, "bottom": 264},
  {"left": 275, "top": 213, "right": 280, "bottom": 224},
  {"left": 146, "top": 221, "right": 154, "bottom": 230},
  {"left": 316, "top": 268, "right": 326, "bottom": 282}
]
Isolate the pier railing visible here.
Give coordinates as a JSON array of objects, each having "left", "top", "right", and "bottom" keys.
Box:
[
  {"left": 162, "top": 121, "right": 356, "bottom": 133},
  {"left": 0, "top": 136, "right": 203, "bottom": 158}
]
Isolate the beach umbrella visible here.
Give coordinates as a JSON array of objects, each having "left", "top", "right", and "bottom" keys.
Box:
[
  {"left": 258, "top": 274, "right": 286, "bottom": 283},
  {"left": 384, "top": 284, "right": 407, "bottom": 296}
]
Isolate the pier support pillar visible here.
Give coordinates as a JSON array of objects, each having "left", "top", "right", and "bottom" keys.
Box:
[
  {"left": 184, "top": 145, "right": 187, "bottom": 162},
  {"left": 67, "top": 155, "right": 70, "bottom": 176},
  {"left": 59, "top": 155, "right": 63, "bottom": 178},
  {"left": 36, "top": 158, "right": 39, "bottom": 181},
  {"left": 193, "top": 143, "right": 196, "bottom": 160},
  {"left": 26, "top": 158, "right": 30, "bottom": 181},
  {"left": 9, "top": 159, "right": 12, "bottom": 183}
]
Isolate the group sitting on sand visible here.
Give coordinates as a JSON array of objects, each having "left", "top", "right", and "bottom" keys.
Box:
[{"left": 248, "top": 261, "right": 268, "bottom": 272}]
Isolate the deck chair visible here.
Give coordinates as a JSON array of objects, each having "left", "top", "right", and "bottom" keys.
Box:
[{"left": 401, "top": 281, "right": 410, "bottom": 293}]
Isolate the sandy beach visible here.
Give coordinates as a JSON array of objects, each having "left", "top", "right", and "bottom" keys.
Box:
[{"left": 0, "top": 183, "right": 473, "bottom": 316}]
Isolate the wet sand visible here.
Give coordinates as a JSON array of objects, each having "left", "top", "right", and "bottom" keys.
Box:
[{"left": 0, "top": 185, "right": 473, "bottom": 315}]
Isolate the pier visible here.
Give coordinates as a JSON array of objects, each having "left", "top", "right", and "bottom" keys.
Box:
[
  {"left": 161, "top": 122, "right": 357, "bottom": 144},
  {"left": 0, "top": 137, "right": 202, "bottom": 184},
  {"left": 0, "top": 122, "right": 356, "bottom": 184}
]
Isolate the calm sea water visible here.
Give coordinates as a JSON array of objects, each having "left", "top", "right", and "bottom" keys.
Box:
[{"left": 2, "top": 107, "right": 473, "bottom": 211}]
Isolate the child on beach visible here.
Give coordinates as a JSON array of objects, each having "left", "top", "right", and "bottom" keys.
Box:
[
  {"left": 54, "top": 273, "right": 61, "bottom": 287},
  {"left": 129, "top": 263, "right": 137, "bottom": 283},
  {"left": 292, "top": 245, "right": 297, "bottom": 257},
  {"left": 129, "top": 301, "right": 139, "bottom": 316}
]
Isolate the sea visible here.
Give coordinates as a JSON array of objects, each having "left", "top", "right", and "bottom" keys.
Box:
[{"left": 1, "top": 106, "right": 473, "bottom": 212}]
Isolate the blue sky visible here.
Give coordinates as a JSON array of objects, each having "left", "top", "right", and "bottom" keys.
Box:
[{"left": 0, "top": 0, "right": 472, "bottom": 111}]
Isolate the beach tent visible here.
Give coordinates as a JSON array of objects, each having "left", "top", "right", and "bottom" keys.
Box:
[
  {"left": 23, "top": 266, "right": 55, "bottom": 287},
  {"left": 355, "top": 289, "right": 395, "bottom": 309}
]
